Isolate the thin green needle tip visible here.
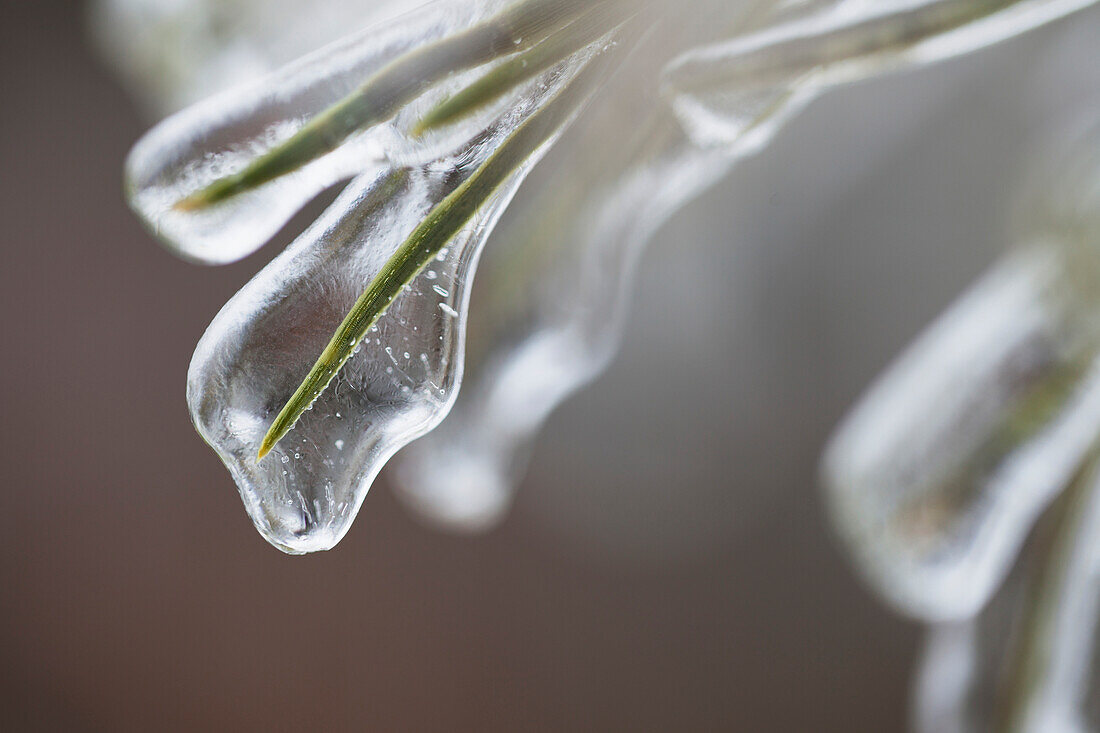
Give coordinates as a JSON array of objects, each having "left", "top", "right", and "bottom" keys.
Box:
[{"left": 257, "top": 438, "right": 276, "bottom": 462}]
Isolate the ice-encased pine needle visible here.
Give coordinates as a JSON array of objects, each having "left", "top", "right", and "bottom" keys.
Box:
[
  {"left": 175, "top": 0, "right": 609, "bottom": 211},
  {"left": 257, "top": 54, "right": 612, "bottom": 461}
]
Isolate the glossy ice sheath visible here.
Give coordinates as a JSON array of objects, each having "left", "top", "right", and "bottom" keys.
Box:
[
  {"left": 174, "top": 0, "right": 603, "bottom": 211},
  {"left": 662, "top": 0, "right": 1100, "bottom": 148},
  {"left": 390, "top": 0, "right": 843, "bottom": 530}
]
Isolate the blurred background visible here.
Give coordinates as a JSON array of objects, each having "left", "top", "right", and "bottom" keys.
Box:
[{"left": 3, "top": 1, "right": 1100, "bottom": 730}]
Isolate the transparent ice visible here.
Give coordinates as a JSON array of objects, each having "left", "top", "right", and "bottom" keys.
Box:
[
  {"left": 123, "top": 0, "right": 1100, "bottom": 553},
  {"left": 186, "top": 160, "right": 532, "bottom": 554}
]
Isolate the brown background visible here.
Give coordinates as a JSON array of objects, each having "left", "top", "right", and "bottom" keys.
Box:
[{"left": 3, "top": 1, "right": 1099, "bottom": 730}]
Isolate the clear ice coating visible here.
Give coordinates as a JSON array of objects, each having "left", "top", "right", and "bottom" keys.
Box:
[
  {"left": 821, "top": 121, "right": 1100, "bottom": 620},
  {"left": 389, "top": 50, "right": 736, "bottom": 528},
  {"left": 124, "top": 0, "right": 1100, "bottom": 552},
  {"left": 391, "top": 120, "right": 733, "bottom": 529}
]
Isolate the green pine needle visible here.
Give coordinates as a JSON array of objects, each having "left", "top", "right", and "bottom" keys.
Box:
[
  {"left": 257, "top": 53, "right": 612, "bottom": 461},
  {"left": 175, "top": 0, "right": 604, "bottom": 211}
]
